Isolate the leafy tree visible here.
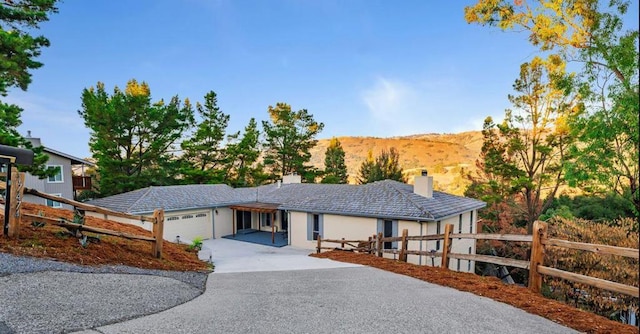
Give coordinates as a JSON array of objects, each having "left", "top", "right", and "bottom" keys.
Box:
[
  {"left": 79, "top": 80, "right": 194, "bottom": 196},
  {"left": 465, "top": 117, "right": 523, "bottom": 222},
  {"left": 478, "top": 56, "right": 581, "bottom": 232},
  {"left": 224, "top": 118, "right": 266, "bottom": 187},
  {"left": 180, "top": 91, "right": 229, "bottom": 184},
  {"left": 321, "top": 137, "right": 348, "bottom": 184},
  {"left": 542, "top": 193, "right": 635, "bottom": 223},
  {"left": 465, "top": 0, "right": 639, "bottom": 222},
  {"left": 357, "top": 147, "right": 405, "bottom": 184},
  {"left": 262, "top": 103, "right": 324, "bottom": 182},
  {"left": 0, "top": 0, "right": 58, "bottom": 177}
]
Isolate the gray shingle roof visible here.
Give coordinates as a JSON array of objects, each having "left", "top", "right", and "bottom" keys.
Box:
[{"left": 88, "top": 180, "right": 485, "bottom": 221}]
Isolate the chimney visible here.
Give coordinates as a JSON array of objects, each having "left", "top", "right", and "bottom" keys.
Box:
[
  {"left": 414, "top": 169, "right": 433, "bottom": 198},
  {"left": 282, "top": 173, "right": 301, "bottom": 184},
  {"left": 24, "top": 131, "right": 41, "bottom": 147}
]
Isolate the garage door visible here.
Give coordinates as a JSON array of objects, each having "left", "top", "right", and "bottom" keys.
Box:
[{"left": 163, "top": 211, "right": 212, "bottom": 242}]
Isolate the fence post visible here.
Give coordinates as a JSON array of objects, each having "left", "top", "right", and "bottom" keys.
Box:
[
  {"left": 7, "top": 169, "right": 24, "bottom": 238},
  {"left": 441, "top": 224, "right": 454, "bottom": 269},
  {"left": 367, "top": 236, "right": 372, "bottom": 253},
  {"left": 399, "top": 229, "right": 408, "bottom": 262},
  {"left": 377, "top": 232, "right": 383, "bottom": 257},
  {"left": 152, "top": 209, "right": 164, "bottom": 259},
  {"left": 528, "top": 220, "right": 547, "bottom": 293},
  {"left": 316, "top": 235, "right": 322, "bottom": 254}
]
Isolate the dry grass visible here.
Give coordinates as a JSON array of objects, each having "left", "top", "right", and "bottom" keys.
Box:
[
  {"left": 311, "top": 250, "right": 638, "bottom": 334},
  {"left": 309, "top": 132, "right": 484, "bottom": 194}
]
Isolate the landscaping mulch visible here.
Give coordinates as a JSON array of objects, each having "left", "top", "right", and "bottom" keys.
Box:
[
  {"left": 0, "top": 202, "right": 210, "bottom": 272},
  {"left": 311, "top": 250, "right": 638, "bottom": 334}
]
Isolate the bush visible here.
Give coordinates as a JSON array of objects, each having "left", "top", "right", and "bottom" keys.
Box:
[{"left": 188, "top": 236, "right": 203, "bottom": 252}]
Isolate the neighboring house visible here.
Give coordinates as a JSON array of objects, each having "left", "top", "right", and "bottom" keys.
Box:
[
  {"left": 88, "top": 173, "right": 486, "bottom": 272},
  {"left": 23, "top": 133, "right": 94, "bottom": 210}
]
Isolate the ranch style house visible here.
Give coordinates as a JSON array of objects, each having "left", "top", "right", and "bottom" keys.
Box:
[{"left": 88, "top": 173, "right": 485, "bottom": 272}]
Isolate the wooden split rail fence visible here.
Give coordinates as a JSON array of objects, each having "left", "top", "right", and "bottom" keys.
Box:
[
  {"left": 1, "top": 168, "right": 165, "bottom": 258},
  {"left": 316, "top": 221, "right": 639, "bottom": 298}
]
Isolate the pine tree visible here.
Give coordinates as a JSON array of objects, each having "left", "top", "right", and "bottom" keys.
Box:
[
  {"left": 0, "top": 0, "right": 59, "bottom": 177},
  {"left": 180, "top": 91, "right": 229, "bottom": 184},
  {"left": 321, "top": 137, "right": 348, "bottom": 184},
  {"left": 224, "top": 118, "right": 266, "bottom": 187},
  {"left": 79, "top": 80, "right": 194, "bottom": 196},
  {"left": 357, "top": 147, "right": 405, "bottom": 184},
  {"left": 262, "top": 103, "right": 324, "bottom": 182}
]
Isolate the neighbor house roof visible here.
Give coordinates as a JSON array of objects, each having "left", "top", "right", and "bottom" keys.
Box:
[
  {"left": 43, "top": 147, "right": 95, "bottom": 166},
  {"left": 88, "top": 180, "right": 485, "bottom": 221}
]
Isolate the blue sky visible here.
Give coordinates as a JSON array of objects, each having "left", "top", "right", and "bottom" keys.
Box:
[{"left": 8, "top": 0, "right": 639, "bottom": 159}]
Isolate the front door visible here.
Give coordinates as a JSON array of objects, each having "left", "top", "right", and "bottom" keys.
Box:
[{"left": 236, "top": 210, "right": 252, "bottom": 231}]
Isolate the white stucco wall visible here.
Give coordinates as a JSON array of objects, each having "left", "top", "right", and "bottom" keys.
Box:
[
  {"left": 288, "top": 209, "right": 478, "bottom": 274},
  {"left": 213, "top": 207, "right": 233, "bottom": 239}
]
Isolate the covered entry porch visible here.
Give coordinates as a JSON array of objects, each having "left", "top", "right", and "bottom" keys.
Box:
[{"left": 224, "top": 202, "right": 288, "bottom": 247}]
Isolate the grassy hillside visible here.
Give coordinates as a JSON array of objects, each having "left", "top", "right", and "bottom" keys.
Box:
[{"left": 309, "top": 131, "right": 483, "bottom": 195}]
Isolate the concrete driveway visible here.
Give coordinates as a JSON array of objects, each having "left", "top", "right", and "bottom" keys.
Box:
[
  {"left": 78, "top": 239, "right": 577, "bottom": 334},
  {"left": 197, "top": 238, "right": 362, "bottom": 273}
]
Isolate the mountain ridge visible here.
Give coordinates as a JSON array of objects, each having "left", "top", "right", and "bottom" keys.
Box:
[{"left": 309, "top": 131, "right": 484, "bottom": 195}]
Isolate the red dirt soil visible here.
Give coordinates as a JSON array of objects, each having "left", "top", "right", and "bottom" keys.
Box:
[
  {"left": 0, "top": 202, "right": 210, "bottom": 272},
  {"left": 311, "top": 250, "right": 638, "bottom": 334}
]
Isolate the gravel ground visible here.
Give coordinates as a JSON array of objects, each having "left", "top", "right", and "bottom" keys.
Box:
[{"left": 0, "top": 253, "right": 209, "bottom": 334}]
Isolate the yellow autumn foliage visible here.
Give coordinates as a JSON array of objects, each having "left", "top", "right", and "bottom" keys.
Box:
[{"left": 125, "top": 79, "right": 150, "bottom": 97}]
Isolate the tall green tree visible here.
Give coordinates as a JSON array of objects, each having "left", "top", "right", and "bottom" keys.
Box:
[
  {"left": 180, "top": 91, "right": 229, "bottom": 184},
  {"left": 465, "top": 0, "right": 639, "bottom": 220},
  {"left": 357, "top": 147, "right": 405, "bottom": 184},
  {"left": 262, "top": 103, "right": 324, "bottom": 182},
  {"left": 224, "top": 118, "right": 266, "bottom": 187},
  {"left": 465, "top": 117, "right": 523, "bottom": 222},
  {"left": 79, "top": 80, "right": 194, "bottom": 196},
  {"left": 481, "top": 56, "right": 581, "bottom": 232},
  {"left": 0, "top": 0, "right": 58, "bottom": 177},
  {"left": 321, "top": 137, "right": 348, "bottom": 184}
]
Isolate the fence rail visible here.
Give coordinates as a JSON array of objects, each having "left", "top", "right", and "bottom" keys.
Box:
[
  {"left": 2, "top": 171, "right": 164, "bottom": 258},
  {"left": 316, "top": 220, "right": 639, "bottom": 299}
]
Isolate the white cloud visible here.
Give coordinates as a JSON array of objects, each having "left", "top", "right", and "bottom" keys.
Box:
[{"left": 361, "top": 77, "right": 424, "bottom": 135}]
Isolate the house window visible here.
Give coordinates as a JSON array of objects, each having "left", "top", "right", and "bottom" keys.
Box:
[
  {"left": 280, "top": 210, "right": 288, "bottom": 231},
  {"left": 312, "top": 214, "right": 320, "bottom": 240},
  {"left": 307, "top": 213, "right": 323, "bottom": 241},
  {"left": 46, "top": 193, "right": 62, "bottom": 208},
  {"left": 436, "top": 221, "right": 441, "bottom": 250},
  {"left": 383, "top": 220, "right": 394, "bottom": 249},
  {"left": 182, "top": 214, "right": 193, "bottom": 219},
  {"left": 261, "top": 212, "right": 272, "bottom": 227},
  {"left": 377, "top": 219, "right": 397, "bottom": 249},
  {"left": 167, "top": 216, "right": 179, "bottom": 221},
  {"left": 469, "top": 211, "right": 474, "bottom": 233},
  {"left": 47, "top": 165, "right": 63, "bottom": 183}
]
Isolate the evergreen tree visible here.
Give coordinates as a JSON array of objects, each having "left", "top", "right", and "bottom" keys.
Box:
[
  {"left": 321, "top": 137, "right": 348, "bottom": 184},
  {"left": 79, "top": 80, "right": 194, "bottom": 196},
  {"left": 262, "top": 103, "right": 324, "bottom": 182},
  {"left": 357, "top": 147, "right": 405, "bottom": 184},
  {"left": 0, "top": 0, "right": 59, "bottom": 177},
  {"left": 180, "top": 91, "right": 229, "bottom": 184},
  {"left": 357, "top": 149, "right": 377, "bottom": 184},
  {"left": 224, "top": 118, "right": 266, "bottom": 187}
]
